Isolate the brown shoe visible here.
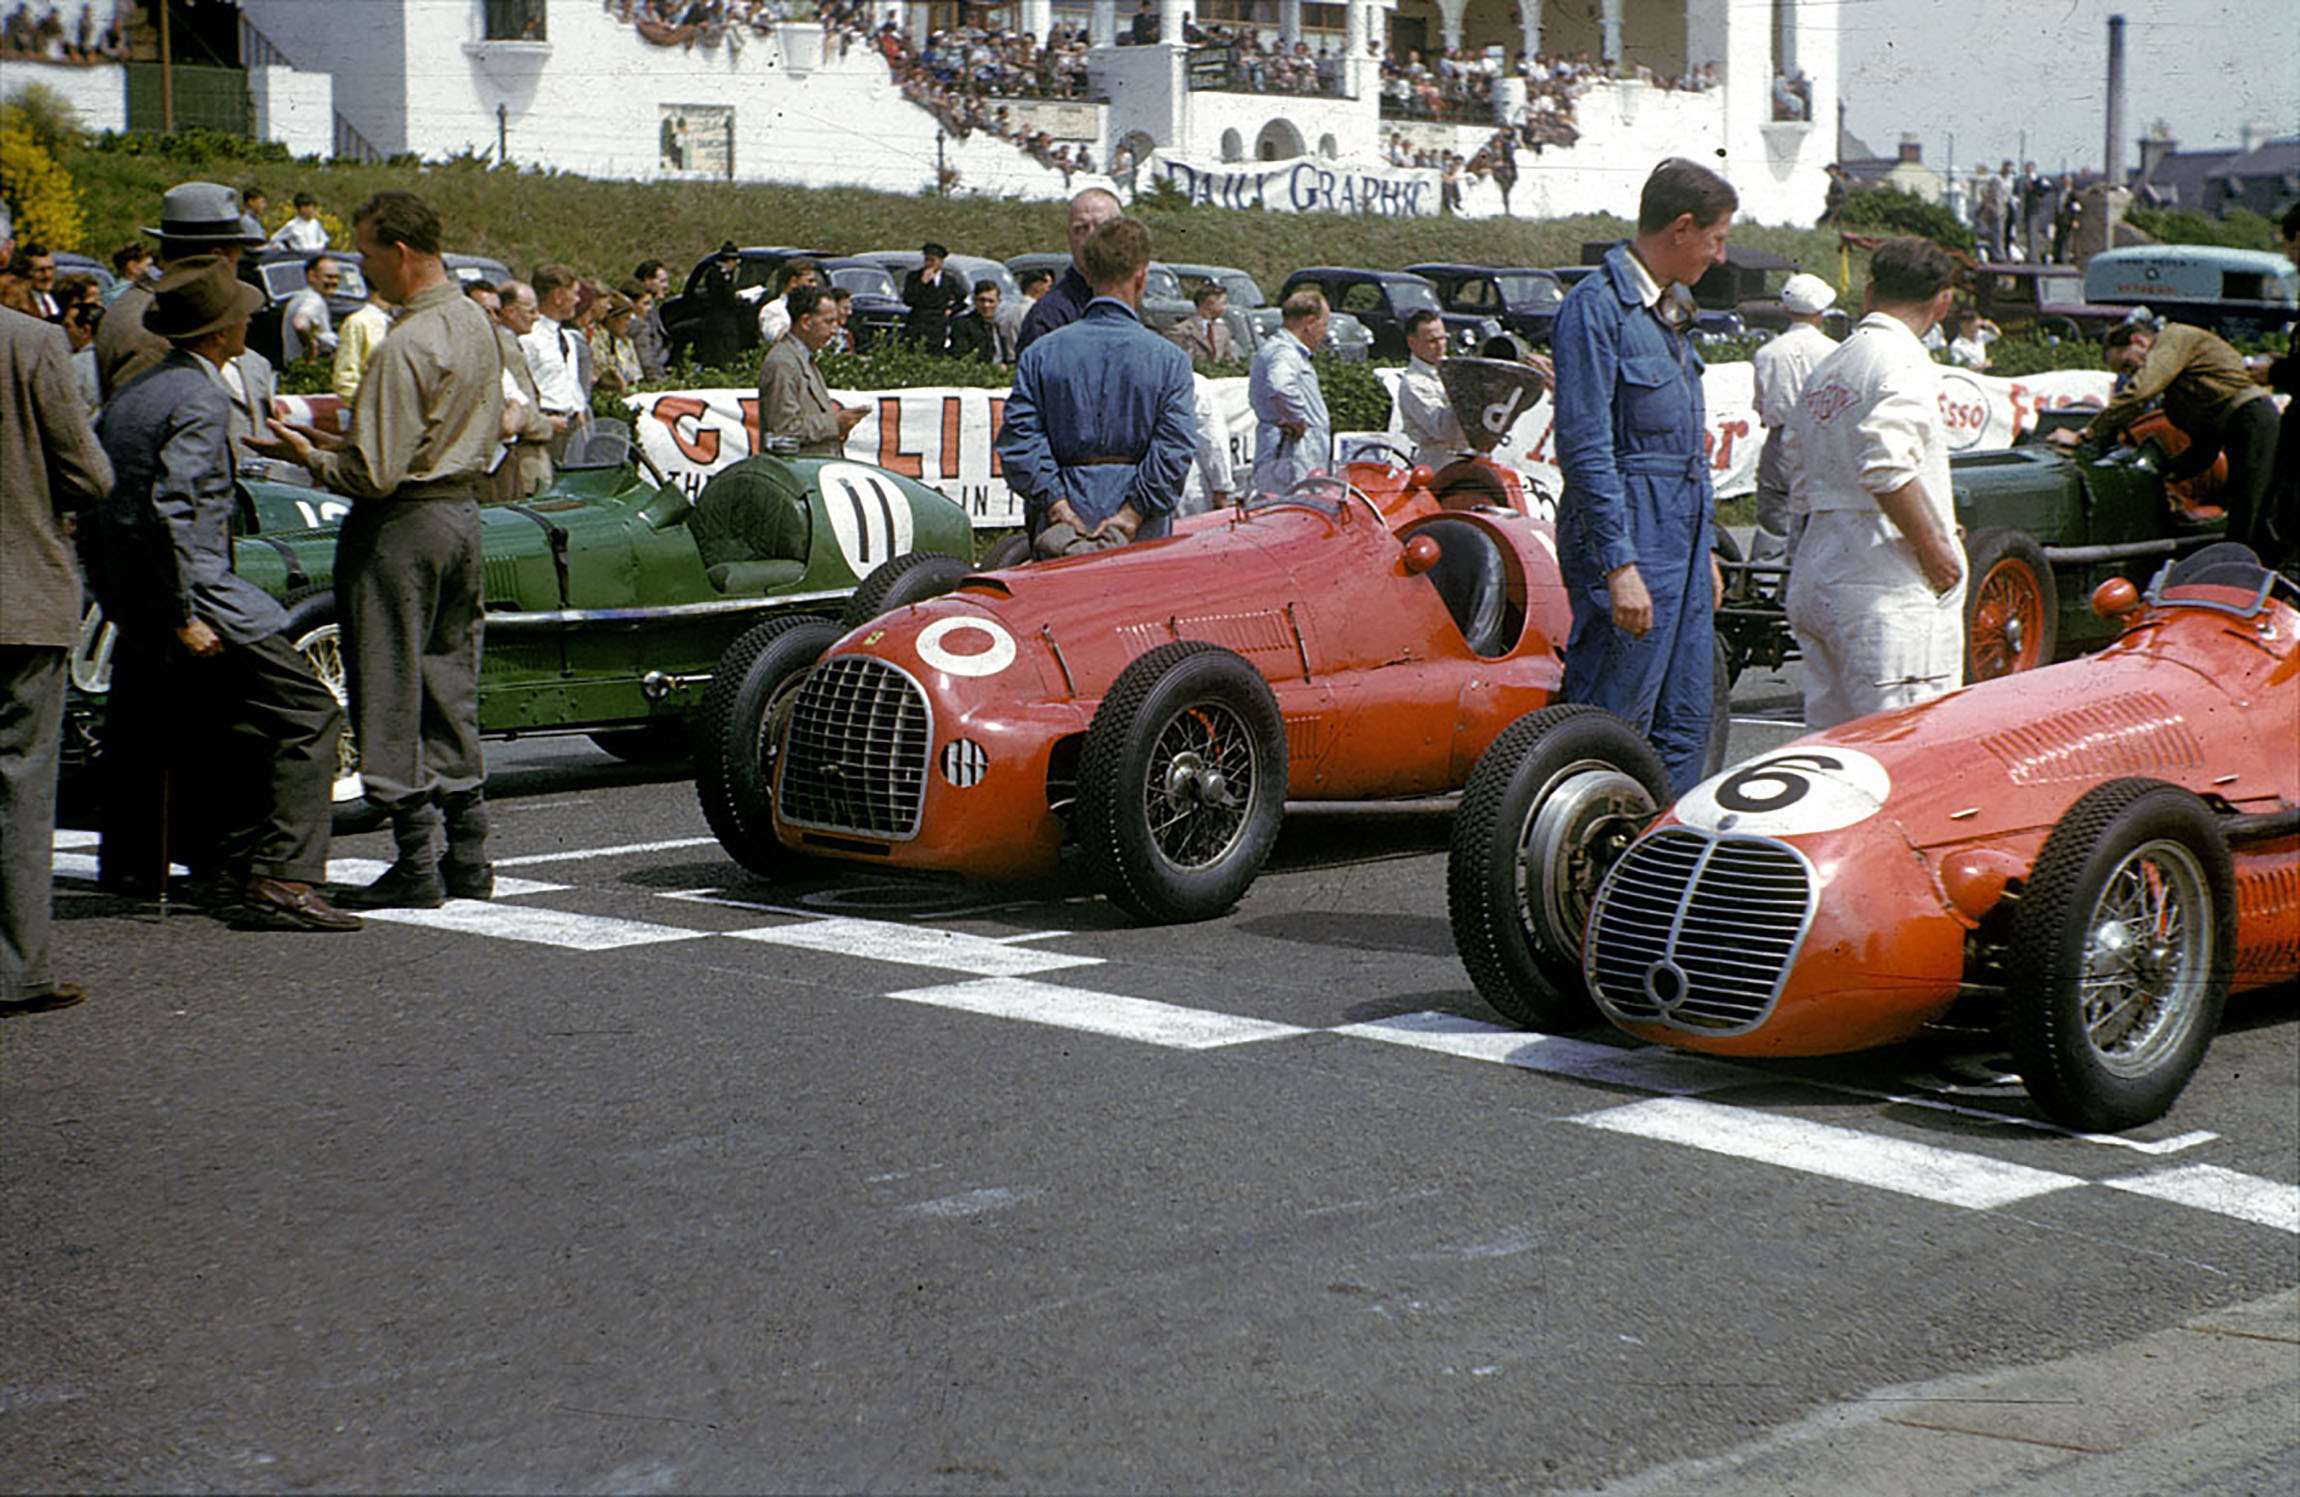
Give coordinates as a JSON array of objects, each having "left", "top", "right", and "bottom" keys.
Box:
[
  {"left": 232, "top": 877, "right": 365, "bottom": 932},
  {"left": 0, "top": 983, "right": 88, "bottom": 1017}
]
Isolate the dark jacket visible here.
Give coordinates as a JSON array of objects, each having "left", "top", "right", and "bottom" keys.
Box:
[
  {"left": 946, "top": 309, "right": 1011, "bottom": 365},
  {"left": 0, "top": 308, "right": 113, "bottom": 648},
  {"left": 1015, "top": 265, "right": 1092, "bottom": 357},
  {"left": 902, "top": 266, "right": 968, "bottom": 351}
]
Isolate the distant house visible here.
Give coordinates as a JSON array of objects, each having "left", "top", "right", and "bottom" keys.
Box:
[
  {"left": 2207, "top": 136, "right": 2299, "bottom": 219},
  {"left": 1836, "top": 131, "right": 1945, "bottom": 205},
  {"left": 2130, "top": 122, "right": 2297, "bottom": 218}
]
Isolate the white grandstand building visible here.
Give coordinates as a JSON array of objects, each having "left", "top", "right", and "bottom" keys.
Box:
[{"left": 5, "top": 1, "right": 1835, "bottom": 223}]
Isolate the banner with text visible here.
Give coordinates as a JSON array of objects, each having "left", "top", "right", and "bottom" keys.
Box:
[{"left": 1144, "top": 151, "right": 1441, "bottom": 218}]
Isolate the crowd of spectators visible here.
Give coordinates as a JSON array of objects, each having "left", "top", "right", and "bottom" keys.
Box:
[
  {"left": 1380, "top": 48, "right": 1712, "bottom": 131},
  {"left": 1186, "top": 29, "right": 1351, "bottom": 98},
  {"left": 0, "top": 2, "right": 126, "bottom": 63}
]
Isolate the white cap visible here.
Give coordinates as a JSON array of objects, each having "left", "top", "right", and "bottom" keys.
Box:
[{"left": 1780, "top": 272, "right": 1837, "bottom": 315}]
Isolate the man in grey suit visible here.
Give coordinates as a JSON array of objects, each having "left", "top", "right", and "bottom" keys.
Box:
[
  {"left": 759, "top": 286, "right": 865, "bottom": 457},
  {"left": 94, "top": 179, "right": 267, "bottom": 401},
  {"left": 89, "top": 257, "right": 360, "bottom": 931},
  {"left": 1, "top": 206, "right": 114, "bottom": 1016}
]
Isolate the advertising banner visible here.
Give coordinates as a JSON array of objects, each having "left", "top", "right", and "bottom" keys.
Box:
[{"left": 1144, "top": 151, "right": 1440, "bottom": 219}]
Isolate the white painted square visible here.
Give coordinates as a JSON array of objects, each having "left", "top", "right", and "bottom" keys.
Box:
[
  {"left": 357, "top": 902, "right": 726, "bottom": 951},
  {"left": 1334, "top": 1010, "right": 1749, "bottom": 1095},
  {"left": 881, "top": 976, "right": 1309, "bottom": 1050},
  {"left": 2103, "top": 1165, "right": 2300, "bottom": 1234},
  {"left": 722, "top": 916, "right": 1101, "bottom": 977}
]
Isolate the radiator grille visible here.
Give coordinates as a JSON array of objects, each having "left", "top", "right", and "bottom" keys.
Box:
[
  {"left": 776, "top": 656, "right": 932, "bottom": 840},
  {"left": 1587, "top": 828, "right": 1815, "bottom": 1034}
]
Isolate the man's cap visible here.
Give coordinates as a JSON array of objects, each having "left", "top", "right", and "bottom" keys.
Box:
[
  {"left": 142, "top": 181, "right": 269, "bottom": 246},
  {"left": 143, "top": 254, "right": 262, "bottom": 340},
  {"left": 921, "top": 241, "right": 949, "bottom": 258},
  {"left": 1779, "top": 272, "right": 1836, "bottom": 315},
  {"left": 716, "top": 240, "right": 739, "bottom": 256}
]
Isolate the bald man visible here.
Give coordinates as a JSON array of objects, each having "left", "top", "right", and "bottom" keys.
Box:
[{"left": 1015, "top": 186, "right": 1122, "bottom": 357}]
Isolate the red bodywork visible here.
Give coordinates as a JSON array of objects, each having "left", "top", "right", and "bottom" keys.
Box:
[
  {"left": 1589, "top": 576, "right": 2300, "bottom": 1057},
  {"left": 771, "top": 460, "right": 1569, "bottom": 880}
]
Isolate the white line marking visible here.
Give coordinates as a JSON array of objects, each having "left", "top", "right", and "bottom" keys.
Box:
[
  {"left": 2103, "top": 1165, "right": 2300, "bottom": 1234},
  {"left": 881, "top": 976, "right": 1308, "bottom": 1050},
  {"left": 1572, "top": 1097, "right": 2086, "bottom": 1210},
  {"left": 52, "top": 830, "right": 99, "bottom": 850},
  {"left": 899, "top": 1186, "right": 1041, "bottom": 1219},
  {"left": 988, "top": 931, "right": 1072, "bottom": 945},
  {"left": 494, "top": 836, "right": 721, "bottom": 867},
  {"left": 324, "top": 858, "right": 567, "bottom": 898},
  {"left": 358, "top": 902, "right": 731, "bottom": 951},
  {"left": 1332, "top": 1010, "right": 1750, "bottom": 1095},
  {"left": 722, "top": 916, "right": 1100, "bottom": 977}
]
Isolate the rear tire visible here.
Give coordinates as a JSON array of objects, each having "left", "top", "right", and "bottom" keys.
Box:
[
  {"left": 1963, "top": 528, "right": 2058, "bottom": 682},
  {"left": 1448, "top": 706, "right": 1669, "bottom": 1029},
  {"left": 841, "top": 551, "right": 974, "bottom": 628},
  {"left": 980, "top": 532, "right": 1032, "bottom": 570},
  {"left": 1076, "top": 641, "right": 1287, "bottom": 924},
  {"left": 695, "top": 614, "right": 844, "bottom": 879},
  {"left": 280, "top": 588, "right": 364, "bottom": 809},
  {"left": 1704, "top": 633, "right": 1732, "bottom": 781},
  {"left": 2006, "top": 778, "right": 2234, "bottom": 1132}
]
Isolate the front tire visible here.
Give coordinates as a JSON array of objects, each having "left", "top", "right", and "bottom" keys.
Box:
[
  {"left": 841, "top": 551, "right": 974, "bottom": 628},
  {"left": 1076, "top": 641, "right": 1287, "bottom": 923},
  {"left": 1964, "top": 529, "right": 2058, "bottom": 682},
  {"left": 694, "top": 614, "right": 845, "bottom": 878},
  {"left": 280, "top": 589, "right": 363, "bottom": 807},
  {"left": 2007, "top": 778, "right": 2235, "bottom": 1132},
  {"left": 1448, "top": 706, "right": 1669, "bottom": 1029}
]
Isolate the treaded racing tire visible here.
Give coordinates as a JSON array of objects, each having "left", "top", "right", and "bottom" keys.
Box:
[
  {"left": 1448, "top": 705, "right": 1669, "bottom": 1030},
  {"left": 1963, "top": 528, "right": 2059, "bottom": 683},
  {"left": 1705, "top": 633, "right": 1732, "bottom": 782},
  {"left": 1077, "top": 640, "right": 1286, "bottom": 924},
  {"left": 841, "top": 551, "right": 975, "bottom": 628},
  {"left": 2006, "top": 777, "right": 2235, "bottom": 1132},
  {"left": 695, "top": 614, "right": 845, "bottom": 879},
  {"left": 979, "top": 533, "right": 1032, "bottom": 570}
]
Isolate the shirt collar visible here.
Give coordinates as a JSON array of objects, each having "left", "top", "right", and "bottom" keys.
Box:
[
  {"left": 1622, "top": 247, "right": 1664, "bottom": 308},
  {"left": 1084, "top": 295, "right": 1140, "bottom": 323},
  {"left": 1859, "top": 309, "right": 1928, "bottom": 346},
  {"left": 1407, "top": 354, "right": 1440, "bottom": 377},
  {"left": 188, "top": 349, "right": 225, "bottom": 382}
]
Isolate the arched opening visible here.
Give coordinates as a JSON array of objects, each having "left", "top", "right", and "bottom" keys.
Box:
[
  {"left": 1220, "top": 128, "right": 1244, "bottom": 162},
  {"left": 1318, "top": 132, "right": 1339, "bottom": 159},
  {"left": 1256, "top": 118, "right": 1305, "bottom": 161}
]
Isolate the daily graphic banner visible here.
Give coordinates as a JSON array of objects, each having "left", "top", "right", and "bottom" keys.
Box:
[
  {"left": 629, "top": 366, "right": 2120, "bottom": 527},
  {"left": 1144, "top": 151, "right": 1441, "bottom": 218}
]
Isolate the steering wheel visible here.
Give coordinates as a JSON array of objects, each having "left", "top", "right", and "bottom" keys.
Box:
[{"left": 1342, "top": 436, "right": 1414, "bottom": 474}]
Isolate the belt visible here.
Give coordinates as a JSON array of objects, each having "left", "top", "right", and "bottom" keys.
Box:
[
  {"left": 1071, "top": 454, "right": 1141, "bottom": 466},
  {"left": 1617, "top": 451, "right": 1706, "bottom": 479}
]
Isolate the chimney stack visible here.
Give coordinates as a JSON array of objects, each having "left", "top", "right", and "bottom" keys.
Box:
[
  {"left": 2138, "top": 122, "right": 2176, "bottom": 183},
  {"left": 2105, "top": 14, "right": 2127, "bottom": 183},
  {"left": 1898, "top": 134, "right": 1922, "bottom": 164}
]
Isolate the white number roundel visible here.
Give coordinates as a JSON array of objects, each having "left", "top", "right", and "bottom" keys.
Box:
[
  {"left": 817, "top": 462, "right": 917, "bottom": 576},
  {"left": 915, "top": 616, "right": 1016, "bottom": 678},
  {"left": 1674, "top": 746, "right": 1893, "bottom": 837}
]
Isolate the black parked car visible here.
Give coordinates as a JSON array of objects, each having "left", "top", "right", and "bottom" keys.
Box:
[
  {"left": 1407, "top": 263, "right": 1568, "bottom": 348},
  {"left": 1276, "top": 267, "right": 1499, "bottom": 360},
  {"left": 240, "top": 248, "right": 370, "bottom": 368},
  {"left": 814, "top": 256, "right": 909, "bottom": 352},
  {"left": 659, "top": 245, "right": 838, "bottom": 365}
]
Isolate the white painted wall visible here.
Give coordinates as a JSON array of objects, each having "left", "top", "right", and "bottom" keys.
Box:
[
  {"left": 240, "top": 0, "right": 408, "bottom": 154},
  {"left": 0, "top": 58, "right": 127, "bottom": 133},
  {"left": 249, "top": 65, "right": 334, "bottom": 160},
  {"left": 1185, "top": 85, "right": 1373, "bottom": 163}
]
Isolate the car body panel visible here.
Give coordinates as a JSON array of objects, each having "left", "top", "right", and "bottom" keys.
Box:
[
  {"left": 768, "top": 460, "right": 1573, "bottom": 880},
  {"left": 1591, "top": 569, "right": 2300, "bottom": 1059},
  {"left": 2082, "top": 245, "right": 2299, "bottom": 340},
  {"left": 660, "top": 245, "right": 840, "bottom": 361},
  {"left": 1409, "top": 262, "right": 1567, "bottom": 346},
  {"left": 1967, "top": 262, "right": 2124, "bottom": 336},
  {"left": 1280, "top": 267, "right": 1496, "bottom": 359},
  {"left": 814, "top": 256, "right": 908, "bottom": 351}
]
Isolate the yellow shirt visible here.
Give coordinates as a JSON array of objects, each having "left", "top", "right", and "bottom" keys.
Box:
[{"left": 330, "top": 301, "right": 392, "bottom": 401}]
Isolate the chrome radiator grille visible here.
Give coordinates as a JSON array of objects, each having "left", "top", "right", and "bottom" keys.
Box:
[
  {"left": 1586, "top": 828, "right": 1814, "bottom": 1033},
  {"left": 776, "top": 656, "right": 932, "bottom": 839}
]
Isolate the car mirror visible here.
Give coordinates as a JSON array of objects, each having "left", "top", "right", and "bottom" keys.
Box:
[
  {"left": 1403, "top": 534, "right": 1443, "bottom": 575},
  {"left": 2091, "top": 576, "right": 2142, "bottom": 619}
]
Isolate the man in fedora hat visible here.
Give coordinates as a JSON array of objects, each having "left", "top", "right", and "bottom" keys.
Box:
[
  {"left": 87, "top": 256, "right": 360, "bottom": 931},
  {"left": 250, "top": 191, "right": 504, "bottom": 911},
  {"left": 95, "top": 180, "right": 268, "bottom": 401}
]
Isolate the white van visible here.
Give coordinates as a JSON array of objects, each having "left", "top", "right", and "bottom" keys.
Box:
[{"left": 2082, "top": 245, "right": 2298, "bottom": 340}]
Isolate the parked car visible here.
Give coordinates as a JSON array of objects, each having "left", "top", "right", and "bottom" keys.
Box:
[
  {"left": 659, "top": 245, "right": 839, "bottom": 364},
  {"left": 53, "top": 250, "right": 119, "bottom": 302},
  {"left": 1407, "top": 263, "right": 1567, "bottom": 347},
  {"left": 1278, "top": 267, "right": 1499, "bottom": 359},
  {"left": 63, "top": 427, "right": 976, "bottom": 799},
  {"left": 693, "top": 360, "right": 1739, "bottom": 924},
  {"left": 1715, "top": 411, "right": 2231, "bottom": 687},
  {"left": 1966, "top": 261, "right": 2123, "bottom": 340},
  {"left": 241, "top": 247, "right": 371, "bottom": 368},
  {"left": 851, "top": 250, "right": 1019, "bottom": 342},
  {"left": 2081, "top": 244, "right": 2298, "bottom": 341},
  {"left": 1004, "top": 252, "right": 1258, "bottom": 358},
  {"left": 443, "top": 252, "right": 514, "bottom": 289},
  {"left": 1451, "top": 543, "right": 2300, "bottom": 1132},
  {"left": 814, "top": 256, "right": 909, "bottom": 351},
  {"left": 1575, "top": 241, "right": 1776, "bottom": 339},
  {"left": 1165, "top": 261, "right": 1369, "bottom": 361}
]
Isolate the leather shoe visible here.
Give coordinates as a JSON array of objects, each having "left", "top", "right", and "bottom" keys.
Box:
[
  {"left": 232, "top": 877, "right": 364, "bottom": 932},
  {"left": 0, "top": 983, "right": 88, "bottom": 1017},
  {"left": 337, "top": 859, "right": 445, "bottom": 910},
  {"left": 442, "top": 860, "right": 494, "bottom": 901}
]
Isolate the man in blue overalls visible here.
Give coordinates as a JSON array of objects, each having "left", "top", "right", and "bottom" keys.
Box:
[{"left": 1551, "top": 158, "right": 1737, "bottom": 797}]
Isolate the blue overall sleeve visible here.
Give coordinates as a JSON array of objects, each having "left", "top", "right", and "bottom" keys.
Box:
[
  {"left": 996, "top": 347, "right": 1065, "bottom": 527},
  {"left": 1126, "top": 346, "right": 1199, "bottom": 518},
  {"left": 1552, "top": 292, "right": 1638, "bottom": 577}
]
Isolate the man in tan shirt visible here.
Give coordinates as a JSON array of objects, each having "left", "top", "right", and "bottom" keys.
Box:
[
  {"left": 758, "top": 285, "right": 865, "bottom": 458},
  {"left": 253, "top": 191, "right": 505, "bottom": 910},
  {"left": 2052, "top": 321, "right": 2281, "bottom": 558}
]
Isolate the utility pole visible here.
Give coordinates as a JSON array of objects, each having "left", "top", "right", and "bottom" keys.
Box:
[
  {"left": 159, "top": 0, "right": 174, "bottom": 132},
  {"left": 497, "top": 103, "right": 508, "bottom": 165},
  {"left": 936, "top": 129, "right": 947, "bottom": 196}
]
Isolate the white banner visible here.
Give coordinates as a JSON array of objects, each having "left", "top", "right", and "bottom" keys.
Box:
[
  {"left": 1145, "top": 151, "right": 1442, "bottom": 218},
  {"left": 1381, "top": 364, "right": 2118, "bottom": 508}
]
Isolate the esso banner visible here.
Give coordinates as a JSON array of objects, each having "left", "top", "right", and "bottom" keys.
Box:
[{"left": 1382, "top": 364, "right": 2117, "bottom": 504}]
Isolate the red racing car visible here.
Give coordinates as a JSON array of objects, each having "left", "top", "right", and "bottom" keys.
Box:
[
  {"left": 1450, "top": 543, "right": 2299, "bottom": 1131},
  {"left": 692, "top": 361, "right": 1737, "bottom": 924}
]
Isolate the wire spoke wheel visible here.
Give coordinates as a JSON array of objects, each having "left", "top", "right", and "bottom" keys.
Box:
[
  {"left": 1970, "top": 558, "right": 2044, "bottom": 679},
  {"left": 293, "top": 620, "right": 363, "bottom": 803},
  {"left": 1141, "top": 703, "right": 1255, "bottom": 870},
  {"left": 2076, "top": 838, "right": 2212, "bottom": 1079}
]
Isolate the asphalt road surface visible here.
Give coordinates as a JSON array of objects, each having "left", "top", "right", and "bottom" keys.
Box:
[{"left": 6, "top": 687, "right": 2295, "bottom": 1494}]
